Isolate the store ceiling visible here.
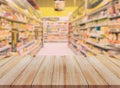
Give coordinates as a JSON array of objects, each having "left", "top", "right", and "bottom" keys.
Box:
[
  {"left": 35, "top": 0, "right": 84, "bottom": 17},
  {"left": 35, "top": 0, "right": 83, "bottom": 7}
]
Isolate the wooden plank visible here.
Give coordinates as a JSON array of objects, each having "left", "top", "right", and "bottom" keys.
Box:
[
  {"left": 52, "top": 56, "right": 64, "bottom": 86},
  {"left": 75, "top": 55, "right": 108, "bottom": 88},
  {"left": 112, "top": 55, "right": 120, "bottom": 60},
  {"left": 62, "top": 56, "right": 71, "bottom": 88},
  {"left": 63, "top": 56, "right": 88, "bottom": 88},
  {"left": 106, "top": 56, "right": 120, "bottom": 68},
  {"left": 86, "top": 55, "right": 120, "bottom": 88},
  {"left": 33, "top": 56, "right": 88, "bottom": 88},
  {"left": 32, "top": 56, "right": 55, "bottom": 88},
  {"left": 58, "top": 56, "right": 65, "bottom": 88},
  {"left": 103, "top": 53, "right": 120, "bottom": 68},
  {"left": 30, "top": 45, "right": 41, "bottom": 57},
  {"left": 0, "top": 56, "right": 7, "bottom": 60},
  {"left": 0, "top": 56, "right": 24, "bottom": 79},
  {"left": 12, "top": 56, "right": 45, "bottom": 88},
  {"left": 51, "top": 56, "right": 87, "bottom": 88},
  {"left": 0, "top": 56, "right": 33, "bottom": 88},
  {"left": 95, "top": 54, "right": 120, "bottom": 78},
  {"left": 103, "top": 52, "right": 120, "bottom": 60},
  {"left": 0, "top": 56, "right": 15, "bottom": 67},
  {"left": 116, "top": 55, "right": 120, "bottom": 59},
  {"left": 0, "top": 55, "right": 119, "bottom": 88}
]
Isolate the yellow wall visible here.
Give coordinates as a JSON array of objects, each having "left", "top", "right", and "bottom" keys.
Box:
[{"left": 40, "top": 7, "right": 77, "bottom": 17}]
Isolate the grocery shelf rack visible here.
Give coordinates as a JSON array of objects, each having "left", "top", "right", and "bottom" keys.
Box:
[
  {"left": 69, "top": 0, "right": 120, "bottom": 57},
  {"left": 0, "top": 0, "right": 43, "bottom": 57}
]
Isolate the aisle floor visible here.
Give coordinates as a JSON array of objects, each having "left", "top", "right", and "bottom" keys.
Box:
[{"left": 36, "top": 43, "right": 75, "bottom": 56}]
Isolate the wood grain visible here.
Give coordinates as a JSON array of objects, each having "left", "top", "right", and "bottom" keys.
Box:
[
  {"left": 0, "top": 55, "right": 119, "bottom": 88},
  {"left": 59, "top": 56, "right": 87, "bottom": 88},
  {"left": 87, "top": 55, "right": 120, "bottom": 88},
  {"left": 0, "top": 56, "right": 15, "bottom": 67},
  {"left": 0, "top": 56, "right": 24, "bottom": 79},
  {"left": 96, "top": 54, "right": 120, "bottom": 78},
  {"left": 32, "top": 56, "right": 55, "bottom": 88},
  {"left": 12, "top": 56, "right": 45, "bottom": 88},
  {"left": 75, "top": 55, "right": 108, "bottom": 88},
  {"left": 0, "top": 56, "right": 33, "bottom": 88},
  {"left": 103, "top": 55, "right": 120, "bottom": 68}
]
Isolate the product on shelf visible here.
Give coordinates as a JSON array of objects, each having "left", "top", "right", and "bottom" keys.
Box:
[
  {"left": 0, "top": 1, "right": 43, "bottom": 56},
  {"left": 69, "top": 0, "right": 120, "bottom": 57},
  {"left": 43, "top": 21, "right": 68, "bottom": 42}
]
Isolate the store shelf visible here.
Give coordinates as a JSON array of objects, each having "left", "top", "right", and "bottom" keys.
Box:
[
  {"left": 79, "top": 43, "right": 97, "bottom": 55},
  {"left": 69, "top": 0, "right": 120, "bottom": 55},
  {"left": 17, "top": 40, "right": 35, "bottom": 51},
  {"left": 79, "top": 48, "right": 87, "bottom": 56},
  {"left": 88, "top": 2, "right": 111, "bottom": 15},
  {"left": 0, "top": 45, "right": 11, "bottom": 52},
  {"left": 0, "top": 0, "right": 43, "bottom": 57},
  {"left": 70, "top": 41, "right": 78, "bottom": 47},
  {"left": 7, "top": 18, "right": 27, "bottom": 24},
  {"left": 71, "top": 36, "right": 79, "bottom": 41},
  {"left": 0, "top": 16, "right": 27, "bottom": 24},
  {"left": 109, "top": 31, "right": 120, "bottom": 33},
  {"left": 69, "top": 44, "right": 78, "bottom": 54},
  {"left": 85, "top": 40, "right": 113, "bottom": 50},
  {"left": 23, "top": 43, "right": 42, "bottom": 56},
  {"left": 109, "top": 14, "right": 120, "bottom": 19},
  {"left": 0, "top": 27, "right": 11, "bottom": 30},
  {"left": 89, "top": 34, "right": 103, "bottom": 38},
  {"left": 80, "top": 16, "right": 108, "bottom": 25}
]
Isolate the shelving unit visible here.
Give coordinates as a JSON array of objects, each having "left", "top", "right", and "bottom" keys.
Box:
[
  {"left": 0, "top": 0, "right": 7, "bottom": 5},
  {"left": 0, "top": 0, "right": 43, "bottom": 57},
  {"left": 43, "top": 21, "right": 68, "bottom": 43},
  {"left": 69, "top": 0, "right": 120, "bottom": 57}
]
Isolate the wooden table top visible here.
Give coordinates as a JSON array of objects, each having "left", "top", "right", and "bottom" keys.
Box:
[{"left": 0, "top": 55, "right": 120, "bottom": 88}]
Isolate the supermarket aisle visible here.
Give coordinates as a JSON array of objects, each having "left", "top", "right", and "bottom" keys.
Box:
[{"left": 36, "top": 43, "right": 75, "bottom": 56}]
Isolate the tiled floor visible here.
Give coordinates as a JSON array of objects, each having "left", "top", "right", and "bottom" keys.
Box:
[{"left": 36, "top": 43, "right": 75, "bottom": 56}]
